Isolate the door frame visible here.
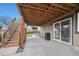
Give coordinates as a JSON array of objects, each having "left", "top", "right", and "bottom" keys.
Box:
[{"left": 53, "top": 17, "right": 72, "bottom": 45}]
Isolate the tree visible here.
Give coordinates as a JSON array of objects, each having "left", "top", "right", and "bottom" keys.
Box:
[{"left": 0, "top": 16, "right": 17, "bottom": 28}]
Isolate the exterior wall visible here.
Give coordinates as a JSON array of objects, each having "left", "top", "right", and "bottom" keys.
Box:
[
  {"left": 73, "top": 13, "right": 79, "bottom": 47},
  {"left": 39, "top": 13, "right": 79, "bottom": 48},
  {"left": 38, "top": 22, "right": 53, "bottom": 40}
]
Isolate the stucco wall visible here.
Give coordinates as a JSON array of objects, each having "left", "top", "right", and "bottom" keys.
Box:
[{"left": 39, "top": 13, "right": 79, "bottom": 48}]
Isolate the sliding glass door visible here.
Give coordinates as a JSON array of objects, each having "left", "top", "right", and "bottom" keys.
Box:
[
  {"left": 53, "top": 18, "right": 72, "bottom": 44},
  {"left": 61, "top": 19, "right": 71, "bottom": 43},
  {"left": 54, "top": 22, "right": 60, "bottom": 40}
]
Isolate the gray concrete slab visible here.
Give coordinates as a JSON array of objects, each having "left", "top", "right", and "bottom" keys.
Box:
[
  {"left": 22, "top": 35, "right": 79, "bottom": 56},
  {"left": 0, "top": 46, "right": 19, "bottom": 56},
  {"left": 7, "top": 35, "right": 79, "bottom": 56}
]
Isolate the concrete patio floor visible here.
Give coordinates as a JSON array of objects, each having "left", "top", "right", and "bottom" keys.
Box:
[
  {"left": 0, "top": 46, "right": 19, "bottom": 56},
  {"left": 8, "top": 35, "right": 79, "bottom": 56}
]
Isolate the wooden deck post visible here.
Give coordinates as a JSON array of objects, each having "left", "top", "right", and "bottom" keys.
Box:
[{"left": 19, "top": 17, "right": 26, "bottom": 48}]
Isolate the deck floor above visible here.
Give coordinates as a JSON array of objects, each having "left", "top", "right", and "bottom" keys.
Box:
[{"left": 7, "top": 35, "right": 79, "bottom": 56}]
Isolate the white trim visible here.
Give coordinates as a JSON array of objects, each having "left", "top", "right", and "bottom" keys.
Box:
[
  {"left": 70, "top": 17, "right": 72, "bottom": 45},
  {"left": 53, "top": 17, "right": 72, "bottom": 45},
  {"left": 77, "top": 12, "right": 79, "bottom": 32}
]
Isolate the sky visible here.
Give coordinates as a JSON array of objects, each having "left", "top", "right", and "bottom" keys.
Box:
[
  {"left": 0, "top": 3, "right": 20, "bottom": 19},
  {"left": 0, "top": 3, "right": 32, "bottom": 29}
]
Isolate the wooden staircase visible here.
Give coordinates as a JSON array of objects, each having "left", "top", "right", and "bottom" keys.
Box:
[
  {"left": 0, "top": 19, "right": 26, "bottom": 55},
  {"left": 4, "top": 30, "right": 19, "bottom": 48}
]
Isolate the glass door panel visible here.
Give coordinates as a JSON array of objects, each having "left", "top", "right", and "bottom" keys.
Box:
[
  {"left": 54, "top": 23, "right": 60, "bottom": 40},
  {"left": 53, "top": 18, "right": 72, "bottom": 44},
  {"left": 61, "top": 19, "right": 70, "bottom": 43}
]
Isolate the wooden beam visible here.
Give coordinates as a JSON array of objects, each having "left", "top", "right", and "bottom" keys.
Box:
[
  {"left": 51, "top": 3, "right": 72, "bottom": 11},
  {"left": 20, "top": 6, "right": 61, "bottom": 21},
  {"left": 22, "top": 9, "right": 57, "bottom": 18},
  {"left": 22, "top": 11, "right": 57, "bottom": 23},
  {"left": 17, "top": 3, "right": 78, "bottom": 26},
  {"left": 32, "top": 3, "right": 67, "bottom": 14},
  {"left": 21, "top": 9, "right": 62, "bottom": 19},
  {"left": 19, "top": 17, "right": 26, "bottom": 48},
  {"left": 29, "top": 4, "right": 65, "bottom": 14},
  {"left": 22, "top": 9, "right": 53, "bottom": 16},
  {"left": 22, "top": 8, "right": 59, "bottom": 18},
  {"left": 21, "top": 9, "right": 59, "bottom": 26},
  {"left": 52, "top": 10, "right": 75, "bottom": 23},
  {"left": 16, "top": 4, "right": 28, "bottom": 23},
  {"left": 19, "top": 4, "right": 63, "bottom": 16},
  {"left": 66, "top": 4, "right": 79, "bottom": 10},
  {"left": 40, "top": 15, "right": 58, "bottom": 25}
]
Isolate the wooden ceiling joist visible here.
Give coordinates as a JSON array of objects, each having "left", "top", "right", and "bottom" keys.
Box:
[
  {"left": 26, "top": 4, "right": 65, "bottom": 14},
  {"left": 17, "top": 3, "right": 79, "bottom": 26},
  {"left": 19, "top": 4, "right": 63, "bottom": 16},
  {"left": 65, "top": 4, "right": 79, "bottom": 10},
  {"left": 21, "top": 8, "right": 56, "bottom": 16},
  {"left": 30, "top": 3, "right": 68, "bottom": 13},
  {"left": 51, "top": 4, "right": 73, "bottom": 11}
]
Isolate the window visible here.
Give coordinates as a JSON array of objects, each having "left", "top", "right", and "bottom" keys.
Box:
[{"left": 77, "top": 12, "right": 79, "bottom": 32}]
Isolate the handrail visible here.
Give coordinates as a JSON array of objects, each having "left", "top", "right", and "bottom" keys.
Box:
[
  {"left": 3, "top": 23, "right": 15, "bottom": 36},
  {"left": 0, "top": 31, "right": 2, "bottom": 46},
  {"left": 2, "top": 21, "right": 19, "bottom": 47},
  {"left": 0, "top": 19, "right": 26, "bottom": 48}
]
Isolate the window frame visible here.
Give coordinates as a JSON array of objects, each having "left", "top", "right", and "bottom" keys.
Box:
[{"left": 76, "top": 12, "right": 79, "bottom": 33}]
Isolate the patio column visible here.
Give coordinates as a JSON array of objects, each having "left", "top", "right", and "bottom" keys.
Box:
[{"left": 19, "top": 17, "right": 26, "bottom": 48}]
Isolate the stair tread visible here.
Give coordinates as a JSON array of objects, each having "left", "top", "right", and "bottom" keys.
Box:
[
  {"left": 5, "top": 43, "right": 19, "bottom": 46},
  {"left": 2, "top": 29, "right": 20, "bottom": 48},
  {"left": 8, "top": 39, "right": 19, "bottom": 41},
  {"left": 9, "top": 39, "right": 19, "bottom": 41},
  {"left": 10, "top": 38, "right": 19, "bottom": 40},
  {"left": 7, "top": 41, "right": 19, "bottom": 43},
  {"left": 11, "top": 37, "right": 19, "bottom": 38},
  {"left": 5, "top": 45, "right": 18, "bottom": 47}
]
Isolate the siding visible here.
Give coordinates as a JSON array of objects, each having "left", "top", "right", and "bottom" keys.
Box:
[
  {"left": 38, "top": 22, "right": 53, "bottom": 40},
  {"left": 39, "top": 13, "right": 79, "bottom": 48},
  {"left": 73, "top": 13, "right": 79, "bottom": 47}
]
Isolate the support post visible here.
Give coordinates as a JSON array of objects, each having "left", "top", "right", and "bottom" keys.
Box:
[{"left": 19, "top": 17, "right": 26, "bottom": 48}]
